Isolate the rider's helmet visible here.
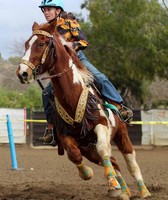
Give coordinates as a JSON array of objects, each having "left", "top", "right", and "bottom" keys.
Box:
[{"left": 39, "top": 0, "right": 64, "bottom": 11}]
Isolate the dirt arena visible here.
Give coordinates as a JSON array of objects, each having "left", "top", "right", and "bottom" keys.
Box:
[{"left": 0, "top": 145, "right": 167, "bottom": 200}]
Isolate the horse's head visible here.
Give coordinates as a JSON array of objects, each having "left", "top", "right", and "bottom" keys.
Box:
[{"left": 16, "top": 21, "right": 57, "bottom": 84}]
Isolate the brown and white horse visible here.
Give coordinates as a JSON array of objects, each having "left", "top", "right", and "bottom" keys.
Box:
[{"left": 16, "top": 21, "right": 151, "bottom": 200}]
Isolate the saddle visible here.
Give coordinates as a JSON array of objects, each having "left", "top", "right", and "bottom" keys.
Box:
[{"left": 91, "top": 83, "right": 133, "bottom": 124}]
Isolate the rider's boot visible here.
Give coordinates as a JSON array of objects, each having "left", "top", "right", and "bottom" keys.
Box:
[
  {"left": 39, "top": 124, "right": 57, "bottom": 146},
  {"left": 108, "top": 100, "right": 133, "bottom": 124}
]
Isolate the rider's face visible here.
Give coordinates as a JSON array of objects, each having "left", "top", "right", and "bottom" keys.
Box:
[{"left": 42, "top": 7, "right": 60, "bottom": 22}]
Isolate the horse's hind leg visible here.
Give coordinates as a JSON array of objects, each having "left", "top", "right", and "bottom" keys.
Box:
[
  {"left": 123, "top": 150, "right": 151, "bottom": 198},
  {"left": 59, "top": 135, "right": 93, "bottom": 180},
  {"left": 114, "top": 125, "right": 151, "bottom": 198},
  {"left": 94, "top": 124, "right": 122, "bottom": 198},
  {"left": 110, "top": 156, "right": 131, "bottom": 200}
]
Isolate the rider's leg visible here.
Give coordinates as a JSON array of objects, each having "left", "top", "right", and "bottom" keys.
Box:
[
  {"left": 77, "top": 51, "right": 123, "bottom": 103},
  {"left": 39, "top": 83, "right": 56, "bottom": 145},
  {"left": 77, "top": 51, "right": 133, "bottom": 122}
]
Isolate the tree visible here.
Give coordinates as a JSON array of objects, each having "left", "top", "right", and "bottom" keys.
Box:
[
  {"left": 8, "top": 56, "right": 21, "bottom": 65},
  {"left": 0, "top": 85, "right": 42, "bottom": 109},
  {"left": 9, "top": 39, "right": 25, "bottom": 58},
  {"left": 162, "top": 0, "right": 168, "bottom": 11},
  {"left": 81, "top": 0, "right": 168, "bottom": 108}
]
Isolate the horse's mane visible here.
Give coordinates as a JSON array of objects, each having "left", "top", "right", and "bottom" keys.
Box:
[{"left": 63, "top": 44, "right": 94, "bottom": 86}]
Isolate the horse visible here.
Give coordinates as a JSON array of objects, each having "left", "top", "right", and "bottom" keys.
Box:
[{"left": 16, "top": 20, "right": 151, "bottom": 200}]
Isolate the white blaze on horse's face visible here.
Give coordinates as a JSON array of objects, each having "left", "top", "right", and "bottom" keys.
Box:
[
  {"left": 18, "top": 35, "right": 38, "bottom": 83},
  {"left": 22, "top": 35, "right": 38, "bottom": 62}
]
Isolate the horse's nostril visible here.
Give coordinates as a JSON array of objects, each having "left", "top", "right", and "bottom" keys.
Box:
[{"left": 21, "top": 72, "right": 28, "bottom": 79}]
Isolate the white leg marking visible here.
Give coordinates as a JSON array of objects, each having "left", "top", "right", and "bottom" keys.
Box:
[
  {"left": 123, "top": 150, "right": 143, "bottom": 180},
  {"left": 94, "top": 123, "right": 112, "bottom": 157}
]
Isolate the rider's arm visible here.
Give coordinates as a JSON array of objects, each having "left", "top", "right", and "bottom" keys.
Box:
[
  {"left": 57, "top": 17, "right": 88, "bottom": 51},
  {"left": 68, "top": 19, "right": 88, "bottom": 51}
]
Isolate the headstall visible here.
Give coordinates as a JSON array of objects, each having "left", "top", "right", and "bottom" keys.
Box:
[{"left": 20, "top": 30, "right": 54, "bottom": 73}]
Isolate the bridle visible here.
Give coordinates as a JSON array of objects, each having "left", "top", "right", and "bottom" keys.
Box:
[
  {"left": 20, "top": 29, "right": 73, "bottom": 82},
  {"left": 20, "top": 30, "right": 54, "bottom": 78}
]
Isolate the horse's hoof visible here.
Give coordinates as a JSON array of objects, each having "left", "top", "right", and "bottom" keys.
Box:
[
  {"left": 108, "top": 188, "right": 122, "bottom": 198},
  {"left": 140, "top": 189, "right": 151, "bottom": 198},
  {"left": 119, "top": 194, "right": 130, "bottom": 200},
  {"left": 137, "top": 181, "right": 151, "bottom": 199},
  {"left": 78, "top": 166, "right": 93, "bottom": 180},
  {"left": 142, "top": 193, "right": 151, "bottom": 199}
]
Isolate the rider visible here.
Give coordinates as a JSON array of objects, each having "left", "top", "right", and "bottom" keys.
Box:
[{"left": 38, "top": 0, "right": 133, "bottom": 144}]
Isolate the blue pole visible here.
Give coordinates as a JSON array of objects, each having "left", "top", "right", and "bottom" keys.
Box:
[{"left": 6, "top": 114, "right": 18, "bottom": 170}]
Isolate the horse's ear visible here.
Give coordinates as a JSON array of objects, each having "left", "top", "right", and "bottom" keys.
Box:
[
  {"left": 49, "top": 20, "right": 57, "bottom": 33},
  {"left": 32, "top": 22, "right": 39, "bottom": 31}
]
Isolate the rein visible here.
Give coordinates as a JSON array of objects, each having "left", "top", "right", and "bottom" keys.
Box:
[{"left": 39, "top": 68, "right": 72, "bottom": 80}]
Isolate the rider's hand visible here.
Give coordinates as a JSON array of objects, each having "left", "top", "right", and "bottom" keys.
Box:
[{"left": 66, "top": 42, "right": 73, "bottom": 49}]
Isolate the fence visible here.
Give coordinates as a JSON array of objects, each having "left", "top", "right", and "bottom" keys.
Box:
[
  {"left": 0, "top": 108, "right": 26, "bottom": 144},
  {"left": 0, "top": 108, "right": 168, "bottom": 146}
]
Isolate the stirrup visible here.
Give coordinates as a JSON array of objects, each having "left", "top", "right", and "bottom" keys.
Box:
[
  {"left": 41, "top": 127, "right": 57, "bottom": 146},
  {"left": 120, "top": 105, "right": 133, "bottom": 125}
]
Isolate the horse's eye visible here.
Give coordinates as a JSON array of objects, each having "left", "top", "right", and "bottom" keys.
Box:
[{"left": 39, "top": 43, "right": 44, "bottom": 47}]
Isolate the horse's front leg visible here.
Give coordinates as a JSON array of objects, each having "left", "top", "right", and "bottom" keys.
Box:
[
  {"left": 94, "top": 124, "right": 122, "bottom": 198},
  {"left": 59, "top": 135, "right": 93, "bottom": 180}
]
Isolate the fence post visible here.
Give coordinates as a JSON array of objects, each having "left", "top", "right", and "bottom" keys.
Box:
[{"left": 6, "top": 114, "right": 18, "bottom": 170}]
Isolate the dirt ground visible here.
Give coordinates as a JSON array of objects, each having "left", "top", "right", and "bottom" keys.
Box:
[{"left": 0, "top": 145, "right": 167, "bottom": 200}]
